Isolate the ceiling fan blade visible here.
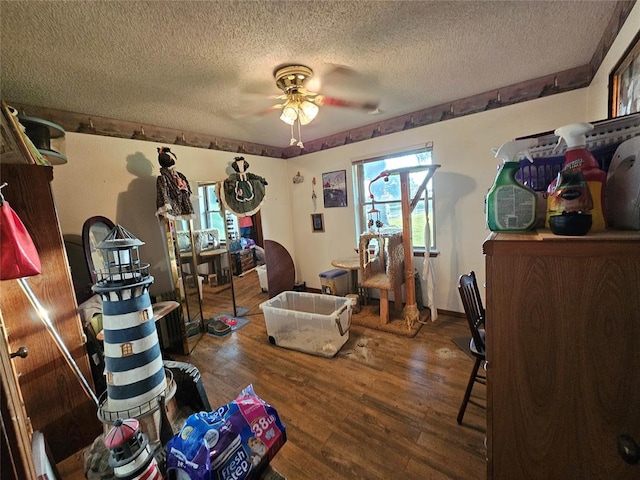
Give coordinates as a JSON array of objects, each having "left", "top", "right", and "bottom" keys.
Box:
[
  {"left": 314, "top": 95, "right": 379, "bottom": 113},
  {"left": 228, "top": 102, "right": 282, "bottom": 120},
  {"left": 240, "top": 79, "right": 279, "bottom": 96},
  {"left": 308, "top": 63, "right": 379, "bottom": 97},
  {"left": 303, "top": 63, "right": 381, "bottom": 114}
]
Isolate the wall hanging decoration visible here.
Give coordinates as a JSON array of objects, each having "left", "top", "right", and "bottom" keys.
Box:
[
  {"left": 322, "top": 169, "right": 347, "bottom": 208},
  {"left": 311, "top": 176, "right": 317, "bottom": 211},
  {"left": 219, "top": 156, "right": 268, "bottom": 217},
  {"left": 311, "top": 213, "right": 324, "bottom": 232},
  {"left": 155, "top": 146, "right": 195, "bottom": 220}
]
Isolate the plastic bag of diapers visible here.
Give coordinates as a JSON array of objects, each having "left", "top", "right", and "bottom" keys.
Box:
[{"left": 166, "top": 384, "right": 286, "bottom": 480}]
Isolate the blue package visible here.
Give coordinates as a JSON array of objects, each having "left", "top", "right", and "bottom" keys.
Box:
[{"left": 167, "top": 385, "right": 286, "bottom": 480}]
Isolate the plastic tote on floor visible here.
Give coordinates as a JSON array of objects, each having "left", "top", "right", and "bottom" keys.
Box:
[
  {"left": 259, "top": 291, "right": 352, "bottom": 357},
  {"left": 319, "top": 268, "right": 349, "bottom": 296},
  {"left": 257, "top": 264, "right": 268, "bottom": 292}
]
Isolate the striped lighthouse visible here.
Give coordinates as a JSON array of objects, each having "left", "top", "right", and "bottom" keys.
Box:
[
  {"left": 104, "top": 418, "right": 163, "bottom": 480},
  {"left": 92, "top": 225, "right": 175, "bottom": 441}
]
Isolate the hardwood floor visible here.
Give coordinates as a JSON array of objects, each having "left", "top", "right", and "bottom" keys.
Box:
[
  {"left": 174, "top": 270, "right": 487, "bottom": 479},
  {"left": 58, "top": 269, "right": 486, "bottom": 479}
]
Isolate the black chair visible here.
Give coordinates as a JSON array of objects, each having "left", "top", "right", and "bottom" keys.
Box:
[{"left": 454, "top": 271, "right": 486, "bottom": 425}]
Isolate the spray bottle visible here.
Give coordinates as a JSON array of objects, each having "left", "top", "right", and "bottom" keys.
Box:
[
  {"left": 551, "top": 123, "right": 606, "bottom": 231},
  {"left": 486, "top": 138, "right": 538, "bottom": 232}
]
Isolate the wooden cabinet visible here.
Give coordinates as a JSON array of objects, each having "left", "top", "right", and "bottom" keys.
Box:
[
  {"left": 232, "top": 248, "right": 256, "bottom": 276},
  {"left": 483, "top": 230, "right": 640, "bottom": 479},
  {"left": 0, "top": 164, "right": 101, "bottom": 464}
]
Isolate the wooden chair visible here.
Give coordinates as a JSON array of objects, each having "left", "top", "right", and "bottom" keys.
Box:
[{"left": 454, "top": 271, "right": 486, "bottom": 425}]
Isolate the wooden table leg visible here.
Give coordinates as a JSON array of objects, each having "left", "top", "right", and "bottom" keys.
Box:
[{"left": 349, "top": 269, "right": 359, "bottom": 294}]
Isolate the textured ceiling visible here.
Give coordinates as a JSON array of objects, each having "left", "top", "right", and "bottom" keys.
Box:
[{"left": 0, "top": 0, "right": 624, "bottom": 149}]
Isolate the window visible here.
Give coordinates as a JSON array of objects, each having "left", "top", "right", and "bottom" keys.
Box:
[
  {"left": 121, "top": 343, "right": 133, "bottom": 356},
  {"left": 197, "top": 183, "right": 238, "bottom": 243},
  {"left": 353, "top": 144, "right": 436, "bottom": 252}
]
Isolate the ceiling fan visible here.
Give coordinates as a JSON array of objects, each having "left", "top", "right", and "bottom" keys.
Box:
[{"left": 268, "top": 64, "right": 380, "bottom": 148}]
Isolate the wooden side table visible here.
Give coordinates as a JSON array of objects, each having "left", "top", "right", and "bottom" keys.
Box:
[{"left": 331, "top": 256, "right": 360, "bottom": 294}]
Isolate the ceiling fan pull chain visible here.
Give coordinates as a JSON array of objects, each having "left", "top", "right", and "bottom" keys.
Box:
[
  {"left": 296, "top": 121, "right": 304, "bottom": 149},
  {"left": 289, "top": 123, "right": 297, "bottom": 146}
]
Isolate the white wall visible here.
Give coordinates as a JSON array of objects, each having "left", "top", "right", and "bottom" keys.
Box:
[
  {"left": 51, "top": 137, "right": 294, "bottom": 295},
  {"left": 286, "top": 90, "right": 588, "bottom": 312}
]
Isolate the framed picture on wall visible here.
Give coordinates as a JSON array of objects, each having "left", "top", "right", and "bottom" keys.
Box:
[
  {"left": 322, "top": 170, "right": 348, "bottom": 208},
  {"left": 311, "top": 213, "right": 324, "bottom": 232},
  {"left": 609, "top": 31, "right": 640, "bottom": 118}
]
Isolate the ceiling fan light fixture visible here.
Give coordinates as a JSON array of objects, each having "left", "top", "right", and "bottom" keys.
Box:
[
  {"left": 280, "top": 102, "right": 299, "bottom": 125},
  {"left": 298, "top": 100, "right": 319, "bottom": 125},
  {"left": 273, "top": 65, "right": 324, "bottom": 147}
]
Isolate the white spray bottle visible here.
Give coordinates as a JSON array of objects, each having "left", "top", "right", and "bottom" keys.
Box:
[{"left": 486, "top": 138, "right": 538, "bottom": 232}]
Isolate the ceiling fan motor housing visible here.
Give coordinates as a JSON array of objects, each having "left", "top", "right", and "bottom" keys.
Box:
[{"left": 274, "top": 65, "right": 314, "bottom": 93}]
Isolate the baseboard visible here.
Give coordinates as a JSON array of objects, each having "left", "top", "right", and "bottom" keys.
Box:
[{"left": 437, "top": 308, "right": 465, "bottom": 318}]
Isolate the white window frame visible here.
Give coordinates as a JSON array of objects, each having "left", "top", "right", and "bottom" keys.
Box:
[
  {"left": 197, "top": 183, "right": 239, "bottom": 244},
  {"left": 352, "top": 143, "right": 436, "bottom": 253}
]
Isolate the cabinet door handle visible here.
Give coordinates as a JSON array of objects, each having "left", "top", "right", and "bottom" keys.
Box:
[
  {"left": 10, "top": 346, "right": 28, "bottom": 359},
  {"left": 617, "top": 434, "right": 640, "bottom": 465}
]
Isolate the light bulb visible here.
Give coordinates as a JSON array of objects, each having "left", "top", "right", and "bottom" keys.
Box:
[
  {"left": 298, "top": 100, "right": 319, "bottom": 125},
  {"left": 279, "top": 102, "right": 298, "bottom": 125}
]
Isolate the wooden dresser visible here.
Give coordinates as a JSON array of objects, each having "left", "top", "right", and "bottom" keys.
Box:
[
  {"left": 483, "top": 230, "right": 640, "bottom": 479},
  {"left": 231, "top": 247, "right": 256, "bottom": 276}
]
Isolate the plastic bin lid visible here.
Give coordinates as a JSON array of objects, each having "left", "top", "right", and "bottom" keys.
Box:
[{"left": 319, "top": 268, "right": 348, "bottom": 279}]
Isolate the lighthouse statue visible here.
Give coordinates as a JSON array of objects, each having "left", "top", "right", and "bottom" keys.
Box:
[
  {"left": 92, "top": 224, "right": 176, "bottom": 444},
  {"left": 104, "top": 418, "right": 163, "bottom": 479}
]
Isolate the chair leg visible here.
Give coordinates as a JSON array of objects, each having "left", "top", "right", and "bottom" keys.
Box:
[{"left": 457, "top": 357, "right": 482, "bottom": 425}]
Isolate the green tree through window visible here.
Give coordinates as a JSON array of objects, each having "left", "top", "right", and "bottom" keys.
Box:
[{"left": 354, "top": 145, "right": 435, "bottom": 251}]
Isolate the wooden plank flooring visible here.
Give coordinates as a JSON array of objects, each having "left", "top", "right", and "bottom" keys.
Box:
[
  {"left": 58, "top": 269, "right": 486, "bottom": 479},
  {"left": 176, "top": 270, "right": 487, "bottom": 479}
]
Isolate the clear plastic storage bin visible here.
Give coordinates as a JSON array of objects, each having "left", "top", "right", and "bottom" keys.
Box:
[
  {"left": 259, "top": 291, "right": 352, "bottom": 357},
  {"left": 256, "top": 264, "right": 268, "bottom": 292}
]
